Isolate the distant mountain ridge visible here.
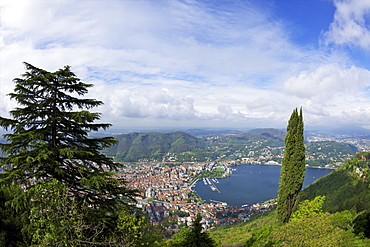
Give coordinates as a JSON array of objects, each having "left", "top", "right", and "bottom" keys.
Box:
[
  {"left": 224, "top": 128, "right": 285, "bottom": 147},
  {"left": 103, "top": 128, "right": 357, "bottom": 166}
]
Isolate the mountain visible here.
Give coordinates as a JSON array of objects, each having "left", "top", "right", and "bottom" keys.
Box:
[
  {"left": 219, "top": 128, "right": 285, "bottom": 147},
  {"left": 102, "top": 128, "right": 359, "bottom": 167},
  {"left": 103, "top": 131, "right": 205, "bottom": 162},
  {"left": 103, "top": 129, "right": 287, "bottom": 163},
  {"left": 182, "top": 128, "right": 245, "bottom": 136}
]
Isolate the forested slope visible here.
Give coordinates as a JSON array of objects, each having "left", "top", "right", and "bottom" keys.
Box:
[
  {"left": 103, "top": 131, "right": 205, "bottom": 162},
  {"left": 302, "top": 153, "right": 370, "bottom": 213}
]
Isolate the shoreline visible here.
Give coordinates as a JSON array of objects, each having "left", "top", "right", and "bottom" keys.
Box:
[{"left": 229, "top": 162, "right": 336, "bottom": 170}]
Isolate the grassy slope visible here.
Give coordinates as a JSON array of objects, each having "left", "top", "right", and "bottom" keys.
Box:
[{"left": 210, "top": 211, "right": 279, "bottom": 247}]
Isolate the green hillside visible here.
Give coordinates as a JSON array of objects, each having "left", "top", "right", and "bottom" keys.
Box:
[
  {"left": 103, "top": 129, "right": 357, "bottom": 167},
  {"left": 103, "top": 131, "right": 206, "bottom": 162},
  {"left": 302, "top": 152, "right": 370, "bottom": 213},
  {"left": 305, "top": 141, "right": 358, "bottom": 167},
  {"left": 207, "top": 154, "right": 370, "bottom": 246},
  {"left": 103, "top": 129, "right": 286, "bottom": 162},
  {"left": 215, "top": 128, "right": 285, "bottom": 149}
]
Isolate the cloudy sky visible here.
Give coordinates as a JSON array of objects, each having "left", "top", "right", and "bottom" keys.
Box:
[{"left": 1, "top": 0, "right": 370, "bottom": 131}]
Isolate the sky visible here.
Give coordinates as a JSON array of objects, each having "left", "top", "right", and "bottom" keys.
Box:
[{"left": 1, "top": 0, "right": 370, "bottom": 131}]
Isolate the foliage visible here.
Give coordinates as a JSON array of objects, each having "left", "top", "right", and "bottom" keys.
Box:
[
  {"left": 27, "top": 179, "right": 87, "bottom": 246},
  {"left": 104, "top": 132, "right": 206, "bottom": 162},
  {"left": 167, "top": 227, "right": 191, "bottom": 246},
  {"left": 195, "top": 170, "right": 225, "bottom": 179},
  {"left": 210, "top": 211, "right": 279, "bottom": 247},
  {"left": 0, "top": 62, "right": 141, "bottom": 245},
  {"left": 179, "top": 215, "right": 216, "bottom": 247},
  {"left": 209, "top": 204, "right": 370, "bottom": 247},
  {"left": 302, "top": 157, "right": 370, "bottom": 213},
  {"left": 114, "top": 209, "right": 163, "bottom": 246},
  {"left": 0, "top": 62, "right": 137, "bottom": 210},
  {"left": 271, "top": 211, "right": 369, "bottom": 246},
  {"left": 290, "top": 196, "right": 325, "bottom": 221},
  {"left": 210, "top": 154, "right": 370, "bottom": 246},
  {"left": 353, "top": 211, "right": 370, "bottom": 238},
  {"left": 305, "top": 141, "right": 357, "bottom": 167},
  {"left": 244, "top": 225, "right": 280, "bottom": 247},
  {"left": 102, "top": 128, "right": 356, "bottom": 167},
  {"left": 276, "top": 108, "right": 306, "bottom": 223},
  {"left": 0, "top": 184, "right": 29, "bottom": 246},
  {"left": 25, "top": 179, "right": 159, "bottom": 246}
]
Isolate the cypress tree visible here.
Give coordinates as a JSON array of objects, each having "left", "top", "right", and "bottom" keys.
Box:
[
  {"left": 276, "top": 108, "right": 306, "bottom": 223},
  {"left": 0, "top": 62, "right": 137, "bottom": 214}
]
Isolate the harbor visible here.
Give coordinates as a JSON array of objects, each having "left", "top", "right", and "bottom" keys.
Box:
[{"left": 202, "top": 178, "right": 221, "bottom": 193}]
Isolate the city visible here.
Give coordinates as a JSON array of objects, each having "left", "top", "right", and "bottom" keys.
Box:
[
  {"left": 117, "top": 133, "right": 370, "bottom": 232},
  {"left": 119, "top": 161, "right": 275, "bottom": 231}
]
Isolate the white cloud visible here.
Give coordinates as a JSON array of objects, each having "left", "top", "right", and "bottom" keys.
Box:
[
  {"left": 322, "top": 0, "right": 370, "bottom": 50},
  {"left": 281, "top": 63, "right": 370, "bottom": 128},
  {"left": 1, "top": 0, "right": 370, "bottom": 129},
  {"left": 284, "top": 64, "right": 370, "bottom": 100},
  {"left": 89, "top": 84, "right": 199, "bottom": 121}
]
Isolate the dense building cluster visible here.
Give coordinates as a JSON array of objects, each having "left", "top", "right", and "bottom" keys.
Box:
[{"left": 119, "top": 162, "right": 275, "bottom": 229}]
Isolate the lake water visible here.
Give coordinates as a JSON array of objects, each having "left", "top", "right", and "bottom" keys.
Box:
[{"left": 194, "top": 164, "right": 333, "bottom": 207}]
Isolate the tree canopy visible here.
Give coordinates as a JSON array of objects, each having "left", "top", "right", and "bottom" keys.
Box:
[
  {"left": 0, "top": 62, "right": 137, "bottom": 208},
  {"left": 276, "top": 108, "right": 306, "bottom": 223},
  {"left": 179, "top": 215, "right": 216, "bottom": 247},
  {"left": 0, "top": 62, "right": 140, "bottom": 245}
]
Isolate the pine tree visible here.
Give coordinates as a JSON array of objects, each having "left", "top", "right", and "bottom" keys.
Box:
[
  {"left": 276, "top": 108, "right": 306, "bottom": 223},
  {"left": 181, "top": 214, "right": 216, "bottom": 247},
  {"left": 0, "top": 62, "right": 137, "bottom": 213}
]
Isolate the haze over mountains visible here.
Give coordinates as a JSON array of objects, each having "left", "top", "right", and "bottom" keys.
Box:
[{"left": 102, "top": 128, "right": 359, "bottom": 167}]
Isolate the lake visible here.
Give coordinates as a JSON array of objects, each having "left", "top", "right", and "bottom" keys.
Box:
[{"left": 194, "top": 164, "right": 333, "bottom": 207}]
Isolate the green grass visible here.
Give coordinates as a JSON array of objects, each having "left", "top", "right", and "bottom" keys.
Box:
[{"left": 209, "top": 211, "right": 279, "bottom": 246}]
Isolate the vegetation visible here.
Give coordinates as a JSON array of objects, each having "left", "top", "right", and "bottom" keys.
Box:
[
  {"left": 104, "top": 131, "right": 206, "bottom": 162},
  {"left": 305, "top": 141, "right": 357, "bottom": 167},
  {"left": 168, "top": 215, "right": 216, "bottom": 247},
  {"left": 270, "top": 210, "right": 366, "bottom": 246},
  {"left": 209, "top": 199, "right": 370, "bottom": 246},
  {"left": 0, "top": 184, "right": 27, "bottom": 246},
  {"left": 302, "top": 157, "right": 370, "bottom": 213},
  {"left": 210, "top": 211, "right": 279, "bottom": 246},
  {"left": 276, "top": 108, "right": 306, "bottom": 223},
  {"left": 353, "top": 211, "right": 370, "bottom": 238},
  {"left": 208, "top": 153, "right": 370, "bottom": 246},
  {"left": 0, "top": 63, "right": 152, "bottom": 246},
  {"left": 103, "top": 129, "right": 356, "bottom": 168},
  {"left": 0, "top": 62, "right": 136, "bottom": 206}
]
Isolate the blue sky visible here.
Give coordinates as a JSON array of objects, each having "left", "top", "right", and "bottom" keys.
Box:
[{"left": 1, "top": 0, "right": 370, "bottom": 131}]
